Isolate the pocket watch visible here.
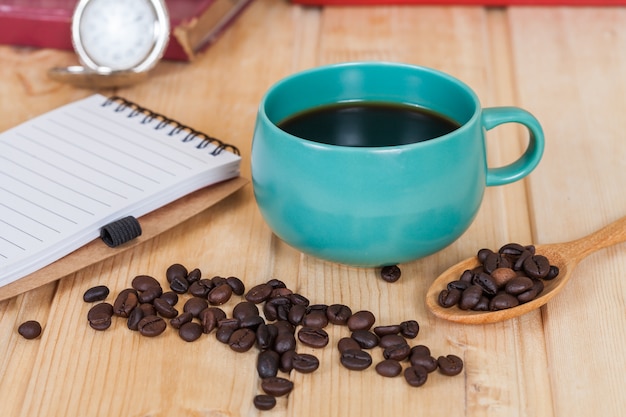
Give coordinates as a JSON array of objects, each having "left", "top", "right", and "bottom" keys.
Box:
[{"left": 48, "top": 0, "right": 170, "bottom": 88}]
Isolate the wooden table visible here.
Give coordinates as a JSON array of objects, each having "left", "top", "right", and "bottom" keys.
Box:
[{"left": 1, "top": 1, "right": 625, "bottom": 416}]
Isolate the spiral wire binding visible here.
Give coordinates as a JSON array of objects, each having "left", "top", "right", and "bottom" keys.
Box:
[{"left": 101, "top": 96, "right": 240, "bottom": 156}]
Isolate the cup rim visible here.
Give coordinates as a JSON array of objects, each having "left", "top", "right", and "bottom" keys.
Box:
[{"left": 258, "top": 61, "right": 482, "bottom": 150}]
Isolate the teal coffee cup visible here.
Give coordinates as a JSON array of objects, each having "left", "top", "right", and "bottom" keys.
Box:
[{"left": 251, "top": 62, "right": 544, "bottom": 267}]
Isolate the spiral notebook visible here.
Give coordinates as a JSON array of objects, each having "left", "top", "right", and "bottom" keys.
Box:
[{"left": 0, "top": 94, "right": 241, "bottom": 290}]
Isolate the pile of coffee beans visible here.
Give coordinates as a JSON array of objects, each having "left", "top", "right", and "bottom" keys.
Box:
[
  {"left": 84, "top": 263, "right": 463, "bottom": 411},
  {"left": 437, "top": 243, "right": 559, "bottom": 311}
]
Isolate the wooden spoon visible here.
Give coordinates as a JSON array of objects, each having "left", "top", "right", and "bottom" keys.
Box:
[{"left": 426, "top": 215, "right": 626, "bottom": 324}]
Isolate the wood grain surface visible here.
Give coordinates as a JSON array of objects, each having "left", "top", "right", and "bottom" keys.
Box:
[{"left": 1, "top": 2, "right": 625, "bottom": 416}]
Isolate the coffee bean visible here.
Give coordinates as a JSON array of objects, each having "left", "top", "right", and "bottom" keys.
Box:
[
  {"left": 226, "top": 276, "right": 246, "bottom": 295},
  {"left": 273, "top": 320, "right": 295, "bottom": 335},
  {"left": 337, "top": 336, "right": 362, "bottom": 353},
  {"left": 302, "top": 309, "right": 328, "bottom": 328},
  {"left": 326, "top": 304, "right": 352, "bottom": 325},
  {"left": 127, "top": 306, "right": 145, "bottom": 331},
  {"left": 379, "top": 334, "right": 406, "bottom": 349},
  {"left": 186, "top": 268, "right": 201, "bottom": 283},
  {"left": 523, "top": 255, "right": 550, "bottom": 279},
  {"left": 438, "top": 288, "right": 461, "bottom": 308},
  {"left": 253, "top": 394, "right": 276, "bottom": 411},
  {"left": 131, "top": 275, "right": 161, "bottom": 292},
  {"left": 400, "top": 320, "right": 419, "bottom": 339},
  {"left": 166, "top": 263, "right": 187, "bottom": 284},
  {"left": 460, "top": 269, "right": 474, "bottom": 282},
  {"left": 159, "top": 291, "right": 179, "bottom": 306},
  {"left": 410, "top": 344, "right": 431, "bottom": 358},
  {"left": 88, "top": 302, "right": 114, "bottom": 330},
  {"left": 18, "top": 320, "right": 42, "bottom": 339},
  {"left": 184, "top": 297, "right": 209, "bottom": 318},
  {"left": 347, "top": 310, "right": 375, "bottom": 331},
  {"left": 410, "top": 354, "right": 438, "bottom": 372},
  {"left": 240, "top": 314, "right": 264, "bottom": 330},
  {"left": 263, "top": 296, "right": 290, "bottom": 322},
  {"left": 289, "top": 293, "right": 310, "bottom": 307},
  {"left": 138, "top": 315, "right": 166, "bottom": 337},
  {"left": 472, "top": 296, "right": 490, "bottom": 311},
  {"left": 458, "top": 285, "right": 483, "bottom": 310},
  {"left": 404, "top": 365, "right": 428, "bottom": 387},
  {"left": 257, "top": 350, "right": 280, "bottom": 378},
  {"left": 375, "top": 359, "right": 402, "bottom": 377},
  {"left": 513, "top": 250, "right": 533, "bottom": 271},
  {"left": 83, "top": 285, "right": 110, "bottom": 302},
  {"left": 297, "top": 327, "right": 329, "bottom": 348},
  {"left": 137, "top": 286, "right": 163, "bottom": 304},
  {"left": 499, "top": 242, "right": 526, "bottom": 257},
  {"left": 292, "top": 353, "right": 320, "bottom": 373},
  {"left": 211, "top": 276, "right": 227, "bottom": 288},
  {"left": 472, "top": 272, "right": 498, "bottom": 295},
  {"left": 232, "top": 301, "right": 260, "bottom": 321},
  {"left": 179, "top": 322, "right": 203, "bottom": 342},
  {"left": 279, "top": 349, "right": 297, "bottom": 373},
  {"left": 169, "top": 275, "right": 189, "bottom": 294},
  {"left": 113, "top": 288, "right": 139, "bottom": 318},
  {"left": 545, "top": 265, "right": 560, "bottom": 280},
  {"left": 483, "top": 252, "right": 511, "bottom": 274},
  {"left": 380, "top": 265, "right": 401, "bottom": 282},
  {"left": 256, "top": 323, "right": 278, "bottom": 350},
  {"left": 170, "top": 311, "right": 193, "bottom": 329},
  {"left": 216, "top": 318, "right": 240, "bottom": 343},
  {"left": 351, "top": 329, "right": 379, "bottom": 349},
  {"left": 447, "top": 280, "right": 470, "bottom": 291},
  {"left": 373, "top": 324, "right": 401, "bottom": 337},
  {"left": 490, "top": 267, "right": 517, "bottom": 288},
  {"left": 340, "top": 349, "right": 372, "bottom": 371},
  {"left": 229, "top": 328, "right": 256, "bottom": 352},
  {"left": 383, "top": 343, "right": 411, "bottom": 361},
  {"left": 489, "top": 293, "right": 520, "bottom": 311},
  {"left": 516, "top": 286, "right": 539, "bottom": 303},
  {"left": 199, "top": 307, "right": 226, "bottom": 334},
  {"left": 208, "top": 283, "right": 233, "bottom": 305},
  {"left": 245, "top": 283, "right": 273, "bottom": 304},
  {"left": 139, "top": 303, "right": 156, "bottom": 316},
  {"left": 477, "top": 248, "right": 494, "bottom": 263},
  {"left": 261, "top": 377, "right": 294, "bottom": 397},
  {"left": 153, "top": 297, "right": 178, "bottom": 319},
  {"left": 273, "top": 332, "right": 297, "bottom": 354},
  {"left": 437, "top": 354, "right": 464, "bottom": 376},
  {"left": 189, "top": 279, "right": 213, "bottom": 298},
  {"left": 287, "top": 304, "right": 307, "bottom": 326},
  {"left": 271, "top": 287, "right": 293, "bottom": 298},
  {"left": 504, "top": 276, "right": 534, "bottom": 295}
]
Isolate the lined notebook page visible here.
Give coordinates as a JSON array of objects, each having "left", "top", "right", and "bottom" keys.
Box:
[{"left": 0, "top": 94, "right": 241, "bottom": 287}]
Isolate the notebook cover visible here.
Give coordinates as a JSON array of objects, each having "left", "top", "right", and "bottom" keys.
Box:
[
  {"left": 0, "top": 0, "right": 254, "bottom": 61},
  {"left": 0, "top": 176, "right": 248, "bottom": 302}
]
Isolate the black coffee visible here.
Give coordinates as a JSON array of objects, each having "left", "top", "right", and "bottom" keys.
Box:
[{"left": 278, "top": 102, "right": 461, "bottom": 147}]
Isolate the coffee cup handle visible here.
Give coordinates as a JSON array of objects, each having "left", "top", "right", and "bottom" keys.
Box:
[{"left": 482, "top": 107, "right": 545, "bottom": 186}]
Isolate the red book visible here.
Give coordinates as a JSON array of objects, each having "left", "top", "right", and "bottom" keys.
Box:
[
  {"left": 0, "top": 0, "right": 254, "bottom": 61},
  {"left": 291, "top": 0, "right": 624, "bottom": 5}
]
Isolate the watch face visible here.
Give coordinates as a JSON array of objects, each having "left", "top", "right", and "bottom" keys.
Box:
[{"left": 72, "top": 0, "right": 169, "bottom": 72}]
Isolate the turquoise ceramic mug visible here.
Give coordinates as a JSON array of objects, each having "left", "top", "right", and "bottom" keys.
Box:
[{"left": 251, "top": 62, "right": 544, "bottom": 267}]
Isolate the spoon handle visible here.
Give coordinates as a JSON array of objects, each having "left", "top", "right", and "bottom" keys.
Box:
[{"left": 559, "top": 215, "right": 626, "bottom": 261}]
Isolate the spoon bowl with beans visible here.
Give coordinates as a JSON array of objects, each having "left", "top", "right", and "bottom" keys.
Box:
[{"left": 426, "top": 215, "right": 626, "bottom": 324}]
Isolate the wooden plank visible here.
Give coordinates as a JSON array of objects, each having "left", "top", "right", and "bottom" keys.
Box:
[{"left": 508, "top": 6, "right": 626, "bottom": 417}]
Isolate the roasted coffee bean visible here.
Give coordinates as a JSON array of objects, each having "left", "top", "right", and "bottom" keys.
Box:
[
  {"left": 532, "top": 278, "right": 545, "bottom": 296},
  {"left": 127, "top": 306, "right": 145, "bottom": 331},
  {"left": 337, "top": 337, "right": 362, "bottom": 353},
  {"left": 216, "top": 318, "right": 240, "bottom": 343},
  {"left": 307, "top": 303, "right": 328, "bottom": 313},
  {"left": 169, "top": 275, "right": 189, "bottom": 294},
  {"left": 273, "top": 332, "right": 297, "bottom": 354},
  {"left": 261, "top": 377, "right": 294, "bottom": 397},
  {"left": 83, "top": 285, "right": 110, "bottom": 302},
  {"left": 287, "top": 304, "right": 307, "bottom": 326},
  {"left": 491, "top": 267, "right": 517, "bottom": 288},
  {"left": 131, "top": 275, "right": 161, "bottom": 292},
  {"left": 477, "top": 248, "right": 494, "bottom": 263},
  {"left": 400, "top": 320, "right": 419, "bottom": 339},
  {"left": 137, "top": 315, "right": 166, "bottom": 337},
  {"left": 380, "top": 265, "right": 401, "bottom": 282},
  {"left": 545, "top": 265, "right": 560, "bottom": 280},
  {"left": 273, "top": 320, "right": 295, "bottom": 335},
  {"left": 410, "top": 345, "right": 431, "bottom": 358},
  {"left": 264, "top": 296, "right": 291, "bottom": 321},
  {"left": 179, "top": 322, "right": 203, "bottom": 342},
  {"left": 326, "top": 304, "right": 352, "bottom": 325},
  {"left": 18, "top": 320, "right": 42, "bottom": 339},
  {"left": 225, "top": 276, "right": 245, "bottom": 295},
  {"left": 207, "top": 283, "right": 233, "bottom": 305},
  {"left": 472, "top": 296, "right": 491, "bottom": 311},
  {"left": 516, "top": 286, "right": 539, "bottom": 303},
  {"left": 271, "top": 287, "right": 293, "bottom": 298},
  {"left": 410, "top": 354, "right": 438, "bottom": 373},
  {"left": 383, "top": 343, "right": 411, "bottom": 361},
  {"left": 289, "top": 293, "right": 310, "bottom": 307},
  {"left": 513, "top": 250, "right": 533, "bottom": 271},
  {"left": 404, "top": 365, "right": 428, "bottom": 387},
  {"left": 253, "top": 395, "right": 276, "bottom": 411},
  {"left": 504, "top": 276, "right": 534, "bottom": 295},
  {"left": 523, "top": 255, "right": 550, "bottom": 279},
  {"left": 232, "top": 301, "right": 259, "bottom": 321},
  {"left": 211, "top": 276, "right": 227, "bottom": 288},
  {"left": 257, "top": 350, "right": 280, "bottom": 378},
  {"left": 483, "top": 252, "right": 511, "bottom": 274},
  {"left": 137, "top": 286, "right": 162, "bottom": 304},
  {"left": 379, "top": 334, "right": 406, "bottom": 349},
  {"left": 279, "top": 349, "right": 297, "bottom": 373},
  {"left": 340, "top": 349, "right": 372, "bottom": 371},
  {"left": 489, "top": 293, "right": 520, "bottom": 310},
  {"left": 170, "top": 311, "right": 193, "bottom": 329},
  {"left": 351, "top": 330, "right": 379, "bottom": 349},
  {"left": 438, "top": 288, "right": 462, "bottom": 308},
  {"left": 347, "top": 310, "right": 375, "bottom": 331},
  {"left": 166, "top": 263, "right": 187, "bottom": 282},
  {"left": 256, "top": 323, "right": 278, "bottom": 350},
  {"left": 447, "top": 280, "right": 470, "bottom": 291},
  {"left": 459, "top": 269, "right": 474, "bottom": 282},
  {"left": 458, "top": 285, "right": 483, "bottom": 310},
  {"left": 113, "top": 288, "right": 139, "bottom": 318},
  {"left": 245, "top": 283, "right": 273, "bottom": 304},
  {"left": 184, "top": 297, "right": 209, "bottom": 317},
  {"left": 159, "top": 291, "right": 179, "bottom": 306},
  {"left": 189, "top": 279, "right": 213, "bottom": 298},
  {"left": 240, "top": 315, "right": 264, "bottom": 330},
  {"left": 228, "top": 328, "right": 257, "bottom": 352},
  {"left": 292, "top": 353, "right": 320, "bottom": 373},
  {"left": 499, "top": 242, "right": 526, "bottom": 257},
  {"left": 375, "top": 359, "right": 402, "bottom": 377},
  {"left": 472, "top": 272, "right": 498, "bottom": 295},
  {"left": 297, "top": 327, "right": 329, "bottom": 348},
  {"left": 199, "top": 307, "right": 226, "bottom": 334},
  {"left": 373, "top": 324, "right": 401, "bottom": 337},
  {"left": 302, "top": 309, "right": 328, "bottom": 328},
  {"left": 437, "top": 354, "right": 464, "bottom": 376},
  {"left": 139, "top": 303, "right": 156, "bottom": 316},
  {"left": 153, "top": 297, "right": 179, "bottom": 319},
  {"left": 186, "top": 268, "right": 202, "bottom": 283},
  {"left": 266, "top": 278, "right": 287, "bottom": 289}
]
